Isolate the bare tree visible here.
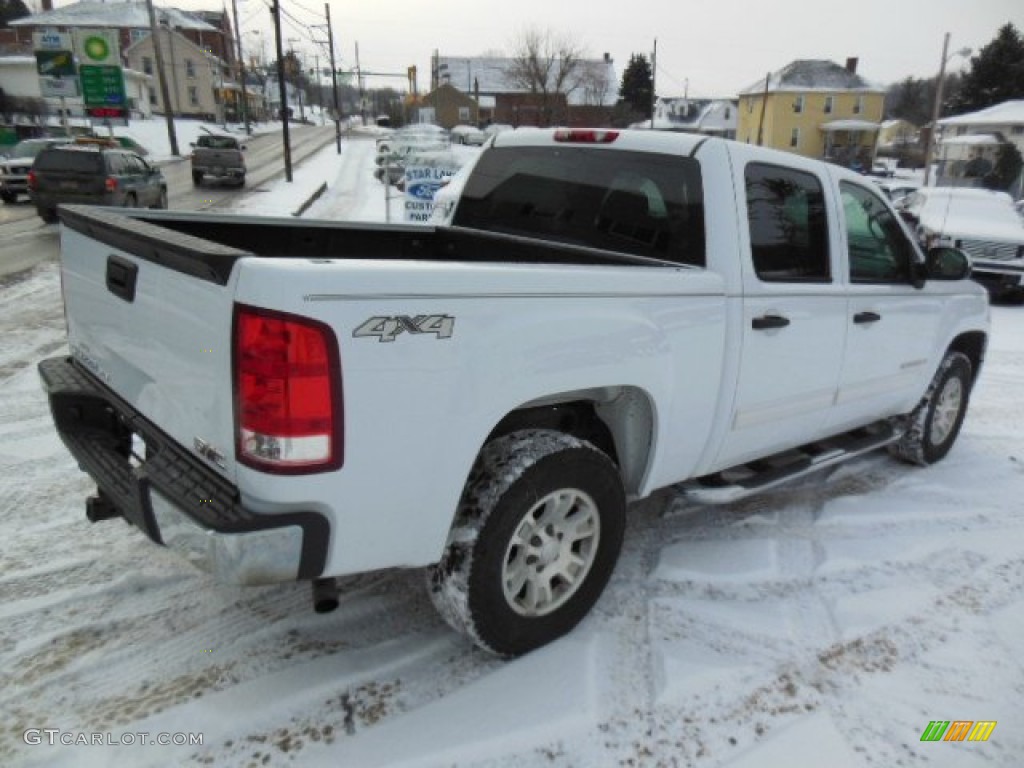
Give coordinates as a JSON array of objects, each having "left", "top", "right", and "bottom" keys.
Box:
[
  {"left": 505, "top": 26, "right": 585, "bottom": 123},
  {"left": 576, "top": 60, "right": 611, "bottom": 106}
]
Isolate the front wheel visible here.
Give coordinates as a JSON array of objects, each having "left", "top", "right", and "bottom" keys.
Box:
[
  {"left": 890, "top": 351, "right": 972, "bottom": 465},
  {"left": 192, "top": 171, "right": 203, "bottom": 186},
  {"left": 428, "top": 430, "right": 625, "bottom": 656}
]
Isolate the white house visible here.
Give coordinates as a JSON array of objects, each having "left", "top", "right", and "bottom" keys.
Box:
[
  {"left": 642, "top": 97, "right": 737, "bottom": 137},
  {"left": 936, "top": 100, "right": 1024, "bottom": 194}
]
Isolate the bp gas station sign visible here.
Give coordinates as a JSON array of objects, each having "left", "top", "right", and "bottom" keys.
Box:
[{"left": 74, "top": 30, "right": 127, "bottom": 123}]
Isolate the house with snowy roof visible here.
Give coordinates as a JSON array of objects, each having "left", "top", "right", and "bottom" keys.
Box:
[
  {"left": 639, "top": 97, "right": 737, "bottom": 138},
  {"left": 431, "top": 54, "right": 617, "bottom": 127},
  {"left": 736, "top": 58, "right": 885, "bottom": 168},
  {"left": 935, "top": 100, "right": 1024, "bottom": 194}
]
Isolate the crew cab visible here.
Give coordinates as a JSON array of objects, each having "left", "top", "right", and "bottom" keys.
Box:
[
  {"left": 39, "top": 129, "right": 989, "bottom": 656},
  {"left": 190, "top": 133, "right": 246, "bottom": 187}
]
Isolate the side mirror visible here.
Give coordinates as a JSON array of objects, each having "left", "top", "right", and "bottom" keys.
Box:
[
  {"left": 189, "top": 142, "right": 196, "bottom": 148},
  {"left": 925, "top": 246, "right": 971, "bottom": 281},
  {"left": 240, "top": 145, "right": 247, "bottom": 151}
]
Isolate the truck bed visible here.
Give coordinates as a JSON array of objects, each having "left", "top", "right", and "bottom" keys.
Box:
[{"left": 58, "top": 205, "right": 682, "bottom": 287}]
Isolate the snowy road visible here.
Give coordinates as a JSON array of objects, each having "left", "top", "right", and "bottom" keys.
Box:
[{"left": 1, "top": 137, "right": 1022, "bottom": 768}]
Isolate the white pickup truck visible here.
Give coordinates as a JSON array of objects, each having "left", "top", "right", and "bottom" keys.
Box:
[{"left": 40, "top": 129, "right": 989, "bottom": 656}]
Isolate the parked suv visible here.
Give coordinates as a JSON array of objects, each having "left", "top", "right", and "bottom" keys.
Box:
[
  {"left": 29, "top": 145, "right": 167, "bottom": 223},
  {"left": 0, "top": 137, "right": 73, "bottom": 203}
]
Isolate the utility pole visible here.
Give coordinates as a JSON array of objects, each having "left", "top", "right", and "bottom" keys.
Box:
[
  {"left": 355, "top": 41, "right": 365, "bottom": 125},
  {"left": 288, "top": 39, "right": 306, "bottom": 122},
  {"left": 325, "top": 2, "right": 341, "bottom": 153},
  {"left": 230, "top": 0, "right": 250, "bottom": 133},
  {"left": 145, "top": 0, "right": 179, "bottom": 155},
  {"left": 650, "top": 38, "right": 657, "bottom": 130},
  {"left": 270, "top": 0, "right": 292, "bottom": 181}
]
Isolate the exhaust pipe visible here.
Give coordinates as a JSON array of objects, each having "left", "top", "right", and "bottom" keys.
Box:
[{"left": 312, "top": 578, "right": 339, "bottom": 613}]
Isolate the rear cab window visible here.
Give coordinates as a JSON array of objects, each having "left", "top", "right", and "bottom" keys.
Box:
[{"left": 453, "top": 146, "right": 706, "bottom": 267}]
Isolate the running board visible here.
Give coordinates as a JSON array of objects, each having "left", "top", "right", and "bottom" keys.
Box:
[{"left": 677, "top": 421, "right": 902, "bottom": 504}]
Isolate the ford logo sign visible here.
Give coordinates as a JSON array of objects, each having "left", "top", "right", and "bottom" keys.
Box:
[{"left": 407, "top": 181, "right": 441, "bottom": 201}]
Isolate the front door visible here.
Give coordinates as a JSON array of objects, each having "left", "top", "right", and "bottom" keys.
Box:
[{"left": 826, "top": 178, "right": 943, "bottom": 432}]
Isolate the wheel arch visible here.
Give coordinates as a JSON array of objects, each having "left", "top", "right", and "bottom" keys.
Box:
[
  {"left": 485, "top": 385, "right": 656, "bottom": 497},
  {"left": 947, "top": 330, "right": 987, "bottom": 387}
]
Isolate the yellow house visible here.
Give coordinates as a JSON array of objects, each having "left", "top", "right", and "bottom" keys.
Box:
[{"left": 737, "top": 59, "right": 885, "bottom": 168}]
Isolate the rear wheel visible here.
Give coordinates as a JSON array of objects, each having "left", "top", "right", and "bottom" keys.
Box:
[
  {"left": 1, "top": 191, "right": 16, "bottom": 204},
  {"left": 123, "top": 193, "right": 136, "bottom": 208},
  {"left": 37, "top": 207, "right": 57, "bottom": 223},
  {"left": 428, "top": 430, "right": 625, "bottom": 656},
  {"left": 889, "top": 351, "right": 972, "bottom": 465},
  {"left": 192, "top": 171, "right": 203, "bottom": 186},
  {"left": 154, "top": 189, "right": 168, "bottom": 209}
]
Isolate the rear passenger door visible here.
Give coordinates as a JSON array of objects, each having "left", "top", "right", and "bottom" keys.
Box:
[{"left": 715, "top": 159, "right": 848, "bottom": 468}]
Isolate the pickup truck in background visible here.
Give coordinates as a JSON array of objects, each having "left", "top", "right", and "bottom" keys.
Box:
[
  {"left": 39, "top": 129, "right": 989, "bottom": 656},
  {"left": 896, "top": 186, "right": 1024, "bottom": 300},
  {"left": 190, "top": 133, "right": 246, "bottom": 187}
]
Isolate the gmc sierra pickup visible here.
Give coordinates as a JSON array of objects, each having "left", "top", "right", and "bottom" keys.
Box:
[{"left": 39, "top": 128, "right": 989, "bottom": 656}]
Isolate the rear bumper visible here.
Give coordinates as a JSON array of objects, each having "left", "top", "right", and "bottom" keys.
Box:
[
  {"left": 38, "top": 356, "right": 329, "bottom": 585},
  {"left": 193, "top": 165, "right": 245, "bottom": 178}
]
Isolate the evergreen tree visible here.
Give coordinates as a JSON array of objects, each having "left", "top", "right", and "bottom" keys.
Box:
[
  {"left": 0, "top": 0, "right": 29, "bottom": 28},
  {"left": 619, "top": 53, "right": 653, "bottom": 117},
  {"left": 948, "top": 23, "right": 1024, "bottom": 114}
]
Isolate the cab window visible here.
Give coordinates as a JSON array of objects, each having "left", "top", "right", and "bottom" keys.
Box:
[
  {"left": 840, "top": 182, "right": 915, "bottom": 283},
  {"left": 745, "top": 163, "right": 830, "bottom": 282}
]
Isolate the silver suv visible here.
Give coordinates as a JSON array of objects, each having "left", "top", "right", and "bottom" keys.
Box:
[{"left": 0, "top": 137, "right": 73, "bottom": 203}]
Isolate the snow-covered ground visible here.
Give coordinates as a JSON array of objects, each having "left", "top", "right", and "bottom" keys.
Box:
[{"left": 1, "top": 135, "right": 1022, "bottom": 768}]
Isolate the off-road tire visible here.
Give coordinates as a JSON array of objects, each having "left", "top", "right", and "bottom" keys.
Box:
[
  {"left": 889, "top": 351, "right": 972, "bottom": 466},
  {"left": 428, "top": 429, "right": 625, "bottom": 656}
]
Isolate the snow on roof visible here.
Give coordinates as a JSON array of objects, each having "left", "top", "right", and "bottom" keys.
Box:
[
  {"left": 938, "top": 100, "right": 1024, "bottom": 127},
  {"left": 436, "top": 55, "right": 618, "bottom": 107},
  {"left": 821, "top": 119, "right": 881, "bottom": 131},
  {"left": 941, "top": 133, "right": 1002, "bottom": 146},
  {"left": 739, "top": 59, "right": 884, "bottom": 96},
  {"left": 10, "top": 1, "right": 217, "bottom": 32}
]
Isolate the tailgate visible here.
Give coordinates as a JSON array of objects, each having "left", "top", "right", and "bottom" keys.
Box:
[{"left": 57, "top": 206, "right": 248, "bottom": 482}]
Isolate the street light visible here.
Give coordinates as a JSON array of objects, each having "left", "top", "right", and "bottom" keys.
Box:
[{"left": 923, "top": 33, "right": 972, "bottom": 186}]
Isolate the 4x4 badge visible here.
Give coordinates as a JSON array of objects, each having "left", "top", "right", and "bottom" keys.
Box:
[{"left": 353, "top": 315, "right": 455, "bottom": 343}]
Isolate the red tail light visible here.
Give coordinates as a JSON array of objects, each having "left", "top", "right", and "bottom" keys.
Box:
[
  {"left": 105, "top": 177, "right": 117, "bottom": 193},
  {"left": 553, "top": 129, "right": 619, "bottom": 144},
  {"left": 233, "top": 304, "right": 343, "bottom": 473},
  {"left": 27, "top": 170, "right": 37, "bottom": 190}
]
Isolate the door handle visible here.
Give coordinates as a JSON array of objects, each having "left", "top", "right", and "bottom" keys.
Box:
[
  {"left": 751, "top": 314, "right": 790, "bottom": 330},
  {"left": 853, "top": 311, "right": 881, "bottom": 324}
]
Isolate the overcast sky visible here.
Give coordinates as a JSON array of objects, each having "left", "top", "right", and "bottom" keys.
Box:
[{"left": 172, "top": 0, "right": 1020, "bottom": 97}]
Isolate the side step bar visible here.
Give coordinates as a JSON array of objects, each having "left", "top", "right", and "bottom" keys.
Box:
[{"left": 678, "top": 420, "right": 902, "bottom": 504}]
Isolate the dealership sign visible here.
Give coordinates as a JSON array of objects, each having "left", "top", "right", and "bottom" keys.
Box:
[{"left": 403, "top": 162, "right": 459, "bottom": 223}]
